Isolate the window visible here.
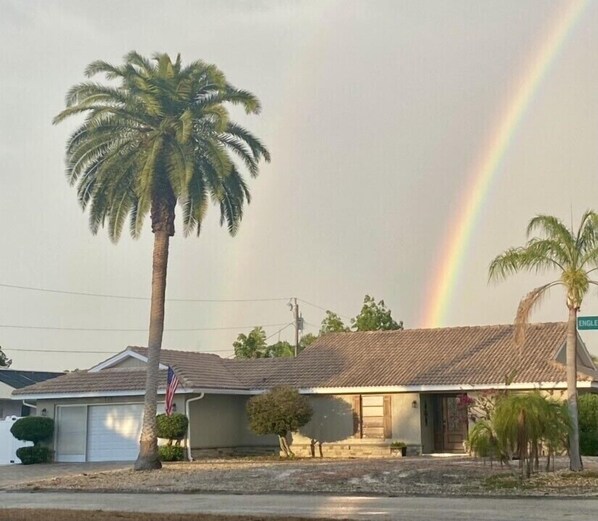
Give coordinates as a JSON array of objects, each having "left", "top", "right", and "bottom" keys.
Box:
[{"left": 352, "top": 394, "right": 392, "bottom": 439}]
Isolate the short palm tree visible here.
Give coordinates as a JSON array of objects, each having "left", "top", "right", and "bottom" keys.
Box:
[
  {"left": 489, "top": 211, "right": 598, "bottom": 471},
  {"left": 54, "top": 52, "right": 270, "bottom": 470}
]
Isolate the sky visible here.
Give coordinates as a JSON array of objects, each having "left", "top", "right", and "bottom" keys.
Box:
[{"left": 1, "top": 0, "right": 598, "bottom": 371}]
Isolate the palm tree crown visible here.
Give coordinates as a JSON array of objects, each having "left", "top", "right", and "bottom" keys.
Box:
[
  {"left": 489, "top": 212, "right": 598, "bottom": 326},
  {"left": 54, "top": 51, "right": 270, "bottom": 239}
]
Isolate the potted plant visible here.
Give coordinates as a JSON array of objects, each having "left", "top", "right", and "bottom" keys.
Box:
[{"left": 390, "top": 441, "right": 407, "bottom": 457}]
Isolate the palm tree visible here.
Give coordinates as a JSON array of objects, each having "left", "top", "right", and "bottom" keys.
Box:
[
  {"left": 489, "top": 211, "right": 598, "bottom": 471},
  {"left": 54, "top": 52, "right": 270, "bottom": 470}
]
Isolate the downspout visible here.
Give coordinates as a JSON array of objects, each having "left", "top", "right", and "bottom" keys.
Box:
[
  {"left": 185, "top": 393, "right": 205, "bottom": 461},
  {"left": 22, "top": 401, "right": 37, "bottom": 410}
]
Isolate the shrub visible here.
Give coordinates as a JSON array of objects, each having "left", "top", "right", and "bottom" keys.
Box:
[
  {"left": 10, "top": 416, "right": 54, "bottom": 445},
  {"left": 156, "top": 413, "right": 188, "bottom": 442},
  {"left": 159, "top": 445, "right": 185, "bottom": 462},
  {"left": 579, "top": 394, "right": 598, "bottom": 456},
  {"left": 16, "top": 446, "right": 52, "bottom": 465},
  {"left": 247, "top": 386, "right": 313, "bottom": 457}
]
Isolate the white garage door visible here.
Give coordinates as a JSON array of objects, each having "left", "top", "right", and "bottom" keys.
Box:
[{"left": 87, "top": 404, "right": 144, "bottom": 462}]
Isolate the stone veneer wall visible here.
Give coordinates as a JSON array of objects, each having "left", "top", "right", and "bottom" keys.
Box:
[
  {"left": 191, "top": 446, "right": 278, "bottom": 459},
  {"left": 288, "top": 443, "right": 422, "bottom": 458}
]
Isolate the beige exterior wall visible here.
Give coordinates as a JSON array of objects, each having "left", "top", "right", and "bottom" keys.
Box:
[
  {"left": 108, "top": 358, "right": 147, "bottom": 369},
  {"left": 390, "top": 393, "right": 421, "bottom": 444},
  {"left": 294, "top": 395, "right": 355, "bottom": 444},
  {"left": 419, "top": 394, "right": 435, "bottom": 453}
]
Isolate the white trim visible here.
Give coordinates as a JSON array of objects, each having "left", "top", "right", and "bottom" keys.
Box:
[
  {"left": 15, "top": 388, "right": 193, "bottom": 400},
  {"left": 88, "top": 349, "right": 167, "bottom": 372}
]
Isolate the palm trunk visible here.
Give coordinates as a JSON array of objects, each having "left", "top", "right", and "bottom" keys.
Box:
[
  {"left": 566, "top": 306, "right": 583, "bottom": 471},
  {"left": 134, "top": 229, "right": 170, "bottom": 471}
]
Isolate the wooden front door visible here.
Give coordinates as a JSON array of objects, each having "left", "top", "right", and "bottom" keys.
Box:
[{"left": 433, "top": 395, "right": 468, "bottom": 452}]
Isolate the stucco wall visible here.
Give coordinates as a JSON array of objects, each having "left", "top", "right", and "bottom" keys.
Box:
[
  {"left": 294, "top": 395, "right": 355, "bottom": 444},
  {"left": 188, "top": 394, "right": 244, "bottom": 448},
  {"left": 109, "top": 358, "right": 148, "bottom": 369},
  {"left": 0, "top": 399, "right": 22, "bottom": 418},
  {"left": 390, "top": 393, "right": 421, "bottom": 444}
]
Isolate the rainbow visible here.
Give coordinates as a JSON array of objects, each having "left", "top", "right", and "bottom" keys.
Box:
[{"left": 421, "top": 0, "right": 589, "bottom": 328}]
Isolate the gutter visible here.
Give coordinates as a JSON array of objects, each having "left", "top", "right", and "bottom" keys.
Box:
[
  {"left": 185, "top": 393, "right": 205, "bottom": 461},
  {"left": 22, "top": 401, "right": 37, "bottom": 410}
]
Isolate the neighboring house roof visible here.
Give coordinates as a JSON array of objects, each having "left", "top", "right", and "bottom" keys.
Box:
[
  {"left": 0, "top": 369, "right": 64, "bottom": 390},
  {"left": 12, "top": 322, "right": 598, "bottom": 398},
  {"left": 13, "top": 369, "right": 168, "bottom": 397}
]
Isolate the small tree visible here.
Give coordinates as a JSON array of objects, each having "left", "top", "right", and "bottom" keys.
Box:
[
  {"left": 320, "top": 311, "right": 349, "bottom": 334},
  {"left": 247, "top": 387, "right": 313, "bottom": 457},
  {"left": 0, "top": 346, "right": 12, "bottom": 368},
  {"left": 156, "top": 413, "right": 188, "bottom": 446}
]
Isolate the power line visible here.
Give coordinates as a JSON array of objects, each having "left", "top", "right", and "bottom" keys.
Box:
[
  {"left": 265, "top": 322, "right": 294, "bottom": 341},
  {"left": 0, "top": 282, "right": 289, "bottom": 303},
  {"left": 297, "top": 298, "right": 352, "bottom": 320},
  {"left": 0, "top": 322, "right": 289, "bottom": 332}
]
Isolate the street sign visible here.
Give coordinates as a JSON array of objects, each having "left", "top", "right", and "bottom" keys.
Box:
[{"left": 577, "top": 316, "right": 598, "bottom": 330}]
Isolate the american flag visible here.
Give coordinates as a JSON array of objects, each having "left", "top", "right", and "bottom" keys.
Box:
[{"left": 165, "top": 366, "right": 179, "bottom": 416}]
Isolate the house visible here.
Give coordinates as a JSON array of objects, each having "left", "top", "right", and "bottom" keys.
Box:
[
  {"left": 12, "top": 322, "right": 598, "bottom": 462},
  {"left": 0, "top": 369, "right": 64, "bottom": 418}
]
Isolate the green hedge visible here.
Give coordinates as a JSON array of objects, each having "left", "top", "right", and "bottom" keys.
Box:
[
  {"left": 159, "top": 445, "right": 185, "bottom": 462},
  {"left": 16, "top": 446, "right": 53, "bottom": 465},
  {"left": 11, "top": 417, "right": 54, "bottom": 444},
  {"left": 579, "top": 394, "right": 598, "bottom": 456},
  {"left": 156, "top": 413, "right": 188, "bottom": 441}
]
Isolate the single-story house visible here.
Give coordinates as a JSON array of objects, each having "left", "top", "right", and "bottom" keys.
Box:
[
  {"left": 0, "top": 369, "right": 64, "bottom": 418},
  {"left": 12, "top": 322, "right": 598, "bottom": 462}
]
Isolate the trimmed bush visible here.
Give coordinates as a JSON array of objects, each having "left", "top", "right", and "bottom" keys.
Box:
[
  {"left": 159, "top": 445, "right": 185, "bottom": 462},
  {"left": 156, "top": 413, "right": 188, "bottom": 441},
  {"left": 579, "top": 394, "right": 598, "bottom": 456},
  {"left": 10, "top": 416, "right": 54, "bottom": 445},
  {"left": 16, "top": 446, "right": 52, "bottom": 465},
  {"left": 247, "top": 386, "right": 313, "bottom": 457}
]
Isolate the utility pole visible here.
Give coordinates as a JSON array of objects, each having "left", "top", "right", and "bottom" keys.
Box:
[{"left": 290, "top": 297, "right": 302, "bottom": 357}]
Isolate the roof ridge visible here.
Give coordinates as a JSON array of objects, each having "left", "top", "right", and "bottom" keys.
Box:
[{"left": 128, "top": 345, "right": 222, "bottom": 358}]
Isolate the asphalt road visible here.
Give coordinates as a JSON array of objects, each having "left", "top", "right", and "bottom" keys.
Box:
[{"left": 1, "top": 492, "right": 597, "bottom": 520}]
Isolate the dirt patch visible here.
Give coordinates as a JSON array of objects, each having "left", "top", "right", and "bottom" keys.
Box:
[
  {"left": 10, "top": 456, "right": 598, "bottom": 497},
  {"left": 0, "top": 510, "right": 344, "bottom": 521}
]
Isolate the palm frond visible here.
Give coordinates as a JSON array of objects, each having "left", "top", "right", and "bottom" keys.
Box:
[{"left": 514, "top": 282, "right": 561, "bottom": 344}]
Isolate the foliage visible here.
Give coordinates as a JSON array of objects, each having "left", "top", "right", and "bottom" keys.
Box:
[
  {"left": 390, "top": 441, "right": 407, "bottom": 449},
  {"left": 11, "top": 417, "right": 54, "bottom": 445},
  {"left": 156, "top": 413, "right": 188, "bottom": 442},
  {"left": 579, "top": 394, "right": 598, "bottom": 456},
  {"left": 320, "top": 311, "right": 349, "bottom": 334},
  {"left": 246, "top": 386, "right": 313, "bottom": 457},
  {"left": 234, "top": 327, "right": 268, "bottom": 358},
  {"left": 265, "top": 341, "right": 294, "bottom": 358},
  {"left": 16, "top": 446, "right": 52, "bottom": 465},
  {"left": 468, "top": 392, "right": 571, "bottom": 478},
  {"left": 351, "top": 295, "right": 403, "bottom": 331},
  {"left": 0, "top": 346, "right": 11, "bottom": 368},
  {"left": 489, "top": 211, "right": 598, "bottom": 471},
  {"left": 158, "top": 445, "right": 185, "bottom": 462},
  {"left": 299, "top": 333, "right": 318, "bottom": 349}
]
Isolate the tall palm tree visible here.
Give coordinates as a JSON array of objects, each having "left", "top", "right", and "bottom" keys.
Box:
[
  {"left": 54, "top": 52, "right": 270, "bottom": 470},
  {"left": 489, "top": 211, "right": 598, "bottom": 471}
]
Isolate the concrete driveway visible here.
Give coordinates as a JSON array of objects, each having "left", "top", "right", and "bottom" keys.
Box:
[{"left": 0, "top": 462, "right": 129, "bottom": 488}]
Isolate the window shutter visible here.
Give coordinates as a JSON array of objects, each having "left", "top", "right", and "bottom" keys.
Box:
[
  {"left": 352, "top": 395, "right": 362, "bottom": 438},
  {"left": 383, "top": 395, "right": 392, "bottom": 439}
]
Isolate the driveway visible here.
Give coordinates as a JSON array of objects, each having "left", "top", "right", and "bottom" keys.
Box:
[{"left": 0, "top": 462, "right": 129, "bottom": 488}]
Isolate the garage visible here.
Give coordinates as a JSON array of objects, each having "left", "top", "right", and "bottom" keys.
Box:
[
  {"left": 87, "top": 404, "right": 144, "bottom": 462},
  {"left": 55, "top": 402, "right": 163, "bottom": 462}
]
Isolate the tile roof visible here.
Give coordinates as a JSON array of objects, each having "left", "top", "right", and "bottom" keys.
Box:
[
  {"left": 13, "top": 369, "right": 168, "bottom": 396},
  {"left": 260, "top": 322, "right": 593, "bottom": 389},
  {"left": 0, "top": 370, "right": 64, "bottom": 389},
  {"left": 12, "top": 322, "right": 597, "bottom": 397}
]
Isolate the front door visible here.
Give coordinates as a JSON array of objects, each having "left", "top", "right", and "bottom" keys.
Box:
[{"left": 433, "top": 395, "right": 468, "bottom": 452}]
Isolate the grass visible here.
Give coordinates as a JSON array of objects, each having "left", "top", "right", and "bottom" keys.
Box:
[{"left": 0, "top": 511, "right": 345, "bottom": 521}]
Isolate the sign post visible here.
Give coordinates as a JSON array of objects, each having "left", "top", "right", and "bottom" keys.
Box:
[{"left": 577, "top": 316, "right": 598, "bottom": 330}]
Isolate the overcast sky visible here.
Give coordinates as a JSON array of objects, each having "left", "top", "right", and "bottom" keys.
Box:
[{"left": 1, "top": 0, "right": 598, "bottom": 371}]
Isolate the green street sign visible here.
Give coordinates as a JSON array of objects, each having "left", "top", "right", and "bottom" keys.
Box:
[{"left": 577, "top": 316, "right": 598, "bottom": 330}]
